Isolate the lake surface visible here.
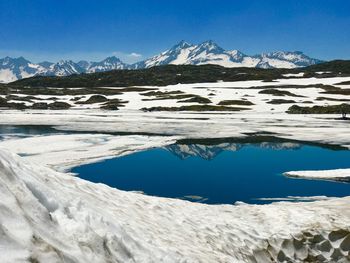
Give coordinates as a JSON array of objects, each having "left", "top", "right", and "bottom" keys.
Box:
[
  {"left": 72, "top": 141, "right": 350, "bottom": 204},
  {"left": 0, "top": 125, "right": 348, "bottom": 205}
]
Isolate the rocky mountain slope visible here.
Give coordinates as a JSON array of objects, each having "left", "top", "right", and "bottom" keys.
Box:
[{"left": 133, "top": 40, "right": 322, "bottom": 69}]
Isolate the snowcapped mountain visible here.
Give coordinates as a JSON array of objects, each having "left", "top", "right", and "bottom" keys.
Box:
[
  {"left": 132, "top": 40, "right": 250, "bottom": 69},
  {"left": 132, "top": 40, "right": 193, "bottom": 69},
  {"left": 0, "top": 56, "right": 47, "bottom": 83},
  {"left": 134, "top": 40, "right": 322, "bottom": 69},
  {"left": 85, "top": 56, "right": 129, "bottom": 73},
  {"left": 0, "top": 41, "right": 323, "bottom": 83},
  {"left": 44, "top": 60, "right": 85, "bottom": 76},
  {"left": 0, "top": 56, "right": 128, "bottom": 83},
  {"left": 165, "top": 143, "right": 242, "bottom": 160},
  {"left": 38, "top": 61, "right": 54, "bottom": 68},
  {"left": 165, "top": 142, "right": 301, "bottom": 160},
  {"left": 0, "top": 58, "right": 85, "bottom": 82},
  {"left": 77, "top": 60, "right": 90, "bottom": 70},
  {"left": 256, "top": 51, "right": 323, "bottom": 69}
]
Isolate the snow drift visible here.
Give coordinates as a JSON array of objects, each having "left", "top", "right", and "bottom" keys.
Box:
[
  {"left": 285, "top": 168, "right": 350, "bottom": 182},
  {"left": 1, "top": 149, "right": 350, "bottom": 262}
]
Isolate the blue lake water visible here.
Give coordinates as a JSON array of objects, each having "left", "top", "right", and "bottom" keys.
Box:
[{"left": 72, "top": 142, "right": 350, "bottom": 204}]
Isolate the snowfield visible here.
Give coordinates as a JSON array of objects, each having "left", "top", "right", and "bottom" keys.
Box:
[
  {"left": 2, "top": 76, "right": 350, "bottom": 114},
  {"left": 0, "top": 134, "right": 177, "bottom": 171},
  {"left": 1, "top": 149, "right": 350, "bottom": 263},
  {"left": 285, "top": 169, "right": 350, "bottom": 182},
  {"left": 1, "top": 77, "right": 350, "bottom": 262}
]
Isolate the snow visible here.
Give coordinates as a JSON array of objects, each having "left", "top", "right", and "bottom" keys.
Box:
[
  {"left": 1, "top": 76, "right": 350, "bottom": 261},
  {"left": 1, "top": 149, "right": 350, "bottom": 262},
  {"left": 0, "top": 134, "right": 177, "bottom": 171},
  {"left": 241, "top": 56, "right": 261, "bottom": 67},
  {"left": 282, "top": 72, "right": 305, "bottom": 77},
  {"left": 316, "top": 71, "right": 332, "bottom": 74},
  {"left": 259, "top": 57, "right": 296, "bottom": 69},
  {"left": 255, "top": 196, "right": 333, "bottom": 202},
  {"left": 169, "top": 47, "right": 195, "bottom": 64},
  {"left": 1, "top": 103, "right": 350, "bottom": 147},
  {"left": 0, "top": 42, "right": 330, "bottom": 83},
  {"left": 0, "top": 68, "right": 18, "bottom": 83},
  {"left": 4, "top": 76, "right": 350, "bottom": 113},
  {"left": 19, "top": 69, "right": 35, "bottom": 79},
  {"left": 1, "top": 78, "right": 350, "bottom": 166},
  {"left": 136, "top": 41, "right": 320, "bottom": 69},
  {"left": 285, "top": 168, "right": 350, "bottom": 182}
]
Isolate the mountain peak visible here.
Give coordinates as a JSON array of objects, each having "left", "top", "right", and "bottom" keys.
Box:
[
  {"left": 200, "top": 40, "right": 216, "bottom": 45},
  {"left": 199, "top": 40, "right": 220, "bottom": 47},
  {"left": 38, "top": 61, "right": 54, "bottom": 69},
  {"left": 103, "top": 56, "right": 122, "bottom": 63},
  {"left": 57, "top": 59, "right": 74, "bottom": 65},
  {"left": 86, "top": 56, "right": 127, "bottom": 73},
  {"left": 196, "top": 40, "right": 224, "bottom": 53},
  {"left": 171, "top": 40, "right": 192, "bottom": 50},
  {"left": 77, "top": 60, "right": 90, "bottom": 69},
  {"left": 2, "top": 56, "right": 30, "bottom": 64}
]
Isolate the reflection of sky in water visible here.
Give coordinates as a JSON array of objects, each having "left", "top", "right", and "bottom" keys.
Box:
[{"left": 73, "top": 143, "right": 350, "bottom": 205}]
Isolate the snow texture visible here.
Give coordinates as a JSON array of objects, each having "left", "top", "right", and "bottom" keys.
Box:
[
  {"left": 285, "top": 169, "right": 350, "bottom": 182},
  {"left": 1, "top": 149, "right": 350, "bottom": 262},
  {"left": 1, "top": 76, "right": 350, "bottom": 261}
]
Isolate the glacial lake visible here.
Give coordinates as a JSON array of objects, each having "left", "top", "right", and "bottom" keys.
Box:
[
  {"left": 0, "top": 125, "right": 349, "bottom": 205},
  {"left": 72, "top": 141, "right": 350, "bottom": 204}
]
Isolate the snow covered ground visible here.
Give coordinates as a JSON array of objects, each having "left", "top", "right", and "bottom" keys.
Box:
[
  {"left": 1, "top": 149, "right": 350, "bottom": 263},
  {"left": 1, "top": 77, "right": 350, "bottom": 262},
  {"left": 2, "top": 76, "right": 350, "bottom": 113},
  {"left": 1, "top": 77, "right": 350, "bottom": 179},
  {"left": 1, "top": 77, "right": 350, "bottom": 182},
  {"left": 0, "top": 134, "right": 177, "bottom": 171},
  {"left": 1, "top": 109, "right": 350, "bottom": 146},
  {"left": 285, "top": 169, "right": 350, "bottom": 182}
]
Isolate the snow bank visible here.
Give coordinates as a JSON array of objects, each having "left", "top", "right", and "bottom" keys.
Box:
[
  {"left": 1, "top": 149, "right": 350, "bottom": 262},
  {"left": 285, "top": 168, "right": 350, "bottom": 182},
  {"left": 0, "top": 134, "right": 177, "bottom": 171},
  {"left": 1, "top": 109, "right": 350, "bottom": 149},
  {"left": 282, "top": 72, "right": 305, "bottom": 77}
]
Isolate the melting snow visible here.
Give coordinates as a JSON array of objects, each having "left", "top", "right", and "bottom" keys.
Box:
[{"left": 1, "top": 149, "right": 350, "bottom": 262}]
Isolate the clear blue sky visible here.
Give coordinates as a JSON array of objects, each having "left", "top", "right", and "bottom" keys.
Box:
[{"left": 0, "top": 0, "right": 349, "bottom": 63}]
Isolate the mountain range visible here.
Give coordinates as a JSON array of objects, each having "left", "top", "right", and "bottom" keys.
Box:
[
  {"left": 0, "top": 40, "right": 323, "bottom": 83},
  {"left": 165, "top": 142, "right": 301, "bottom": 160}
]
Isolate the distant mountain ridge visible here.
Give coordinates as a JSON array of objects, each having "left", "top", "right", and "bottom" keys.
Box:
[
  {"left": 79, "top": 56, "right": 129, "bottom": 73},
  {"left": 0, "top": 40, "right": 323, "bottom": 83},
  {"left": 134, "top": 40, "right": 322, "bottom": 69},
  {"left": 165, "top": 142, "right": 301, "bottom": 160}
]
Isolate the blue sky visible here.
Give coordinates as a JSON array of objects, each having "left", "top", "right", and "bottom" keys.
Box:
[{"left": 0, "top": 0, "right": 349, "bottom": 63}]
